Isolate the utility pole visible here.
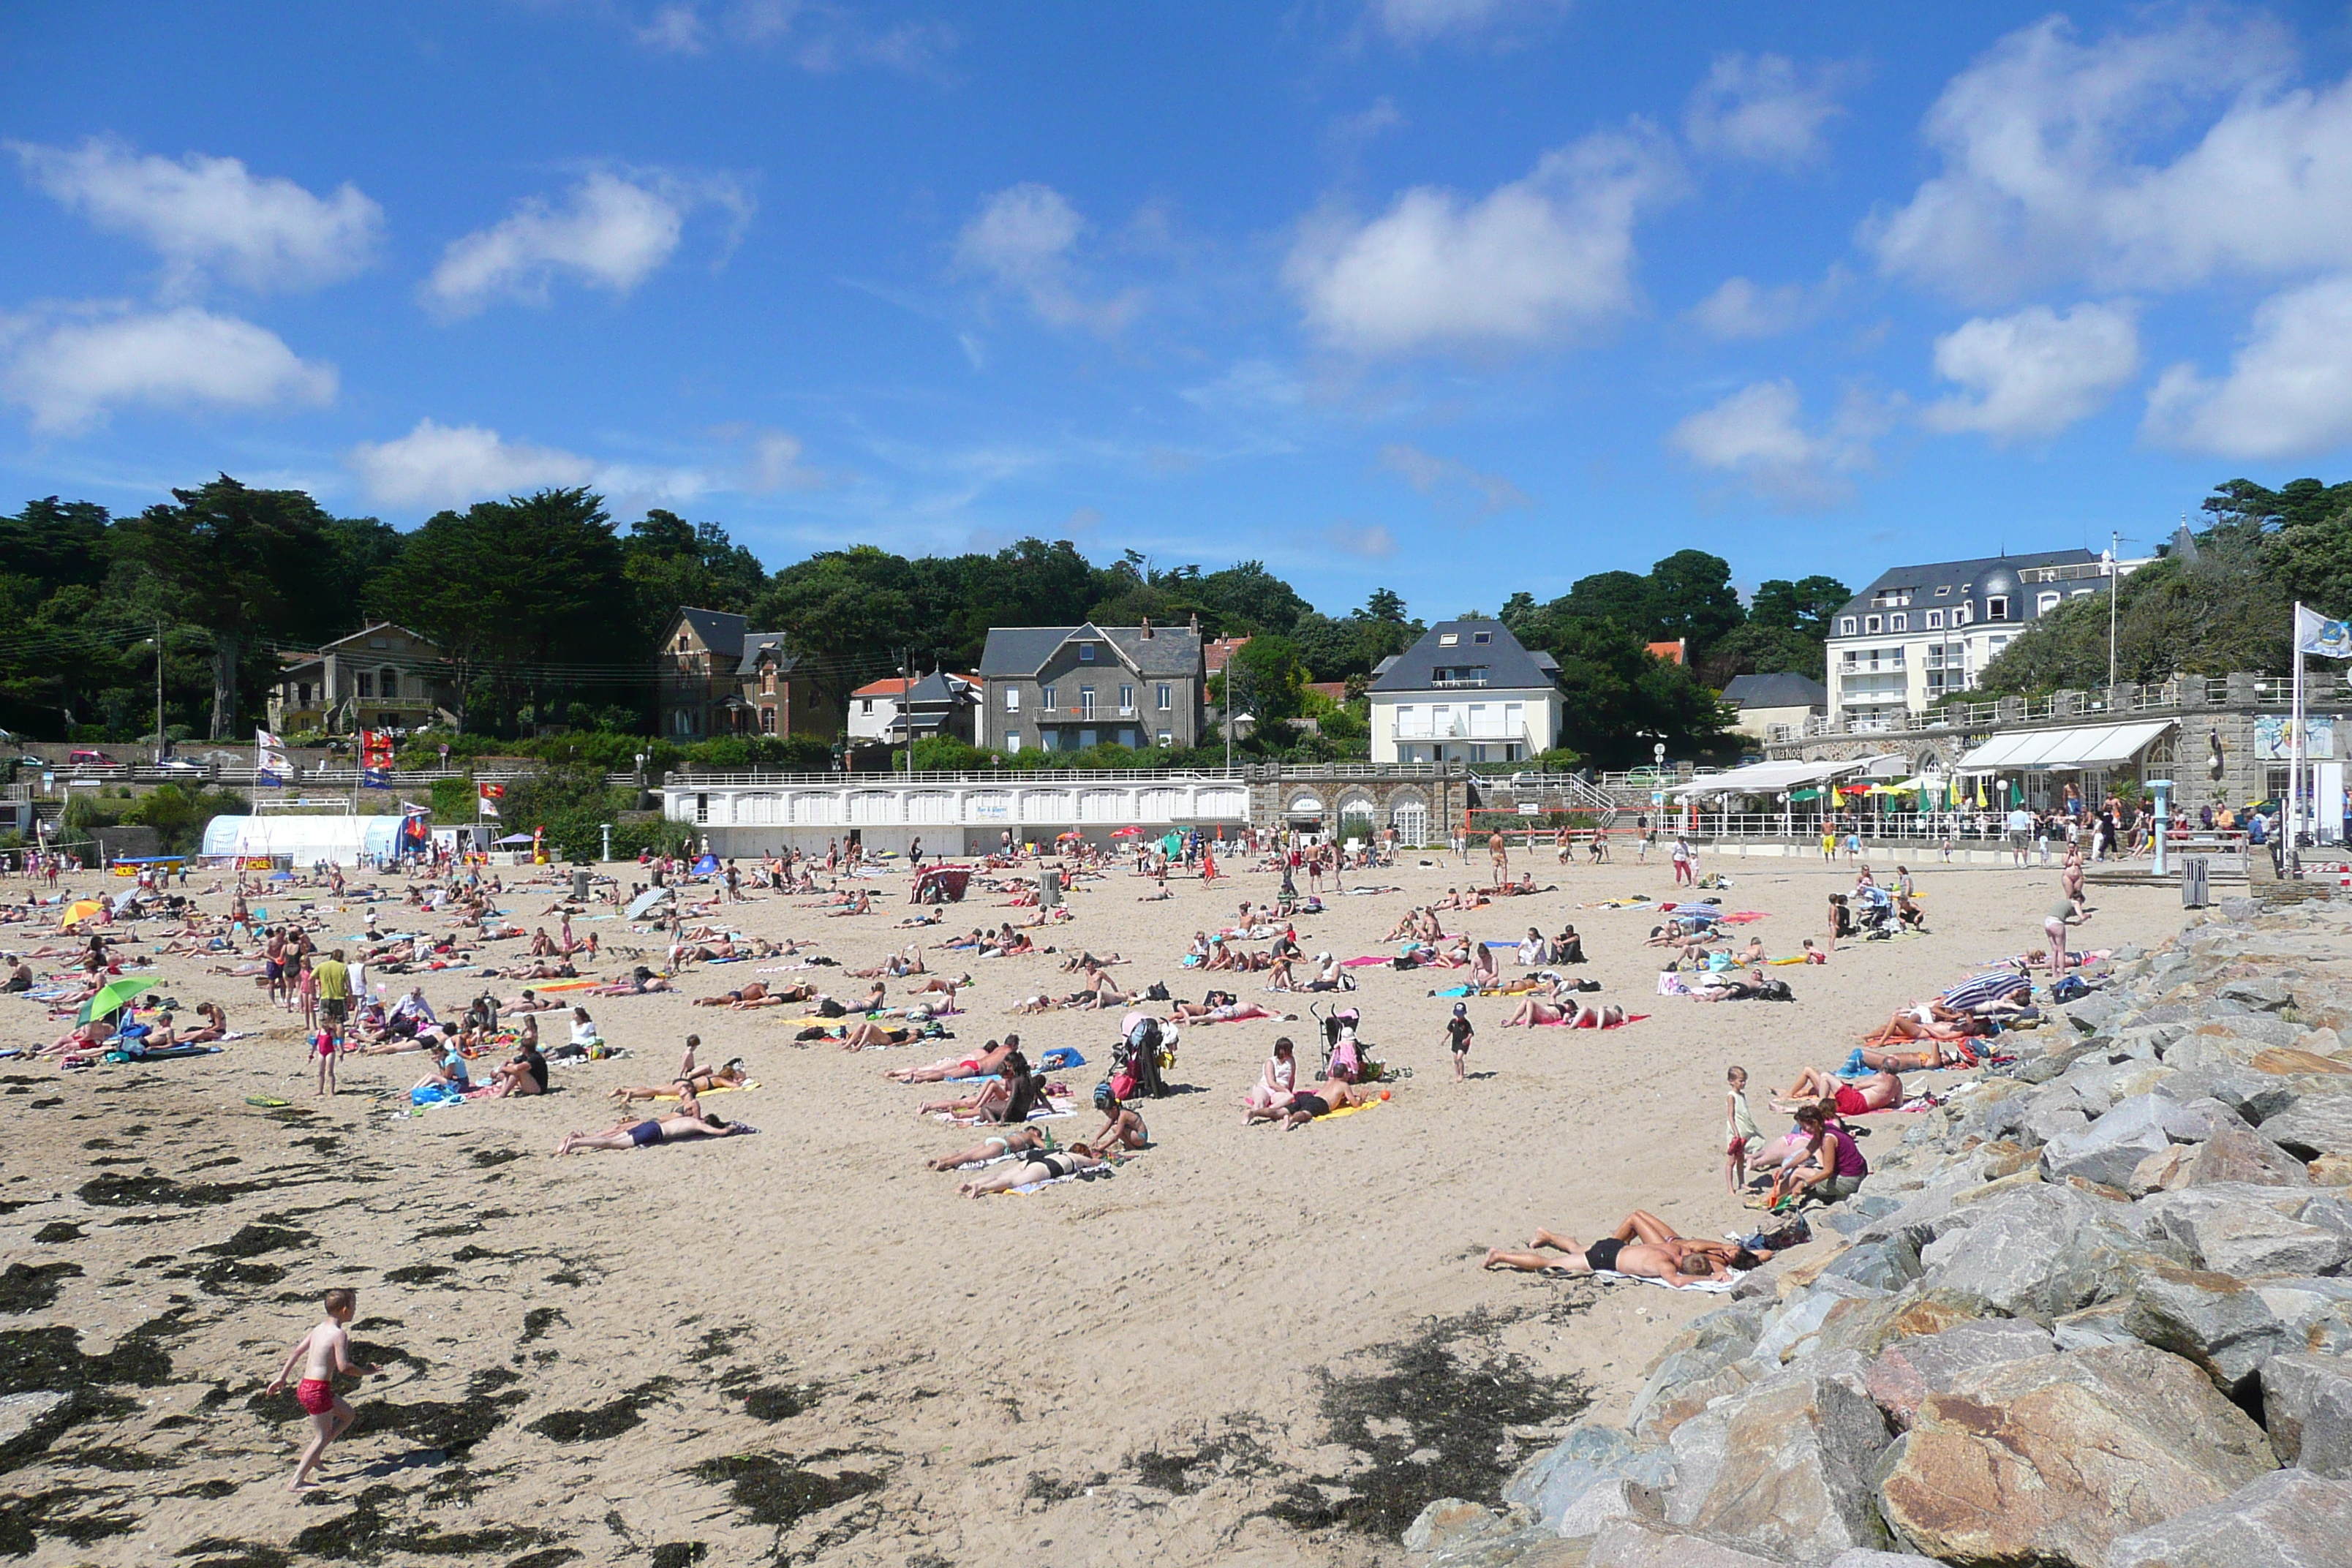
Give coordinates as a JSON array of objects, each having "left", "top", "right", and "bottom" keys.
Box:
[
  {"left": 901, "top": 649, "right": 913, "bottom": 782},
  {"left": 153, "top": 619, "right": 165, "bottom": 765}
]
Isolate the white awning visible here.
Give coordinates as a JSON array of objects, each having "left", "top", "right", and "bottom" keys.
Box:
[
  {"left": 1956, "top": 720, "right": 2173, "bottom": 774},
  {"left": 1667, "top": 756, "right": 1880, "bottom": 798}
]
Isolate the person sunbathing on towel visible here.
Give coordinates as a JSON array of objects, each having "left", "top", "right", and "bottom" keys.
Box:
[
  {"left": 826, "top": 1018, "right": 914, "bottom": 1050},
  {"left": 554, "top": 1108, "right": 751, "bottom": 1154},
  {"left": 1482, "top": 1210, "right": 1761, "bottom": 1281},
  {"left": 1849, "top": 1037, "right": 1978, "bottom": 1074},
  {"left": 591, "top": 969, "right": 673, "bottom": 995},
  {"left": 889, "top": 1036, "right": 1017, "bottom": 1082},
  {"left": 926, "top": 1123, "right": 1051, "bottom": 1170},
  {"left": 608, "top": 1058, "right": 750, "bottom": 1102},
  {"left": 957, "top": 1143, "right": 1109, "bottom": 1197},
  {"left": 1501, "top": 996, "right": 1626, "bottom": 1028},
  {"left": 500, "top": 989, "right": 564, "bottom": 1013},
  {"left": 1166, "top": 992, "right": 1280, "bottom": 1025},
  {"left": 1776, "top": 1065, "right": 1903, "bottom": 1116},
  {"left": 695, "top": 980, "right": 774, "bottom": 1007},
  {"left": 917, "top": 1070, "right": 1018, "bottom": 1120},
  {"left": 825, "top": 890, "right": 873, "bottom": 918},
  {"left": 1249, "top": 1081, "right": 1376, "bottom": 1129}
]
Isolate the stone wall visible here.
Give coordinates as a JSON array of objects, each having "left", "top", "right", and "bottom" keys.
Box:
[{"left": 1405, "top": 892, "right": 2352, "bottom": 1568}]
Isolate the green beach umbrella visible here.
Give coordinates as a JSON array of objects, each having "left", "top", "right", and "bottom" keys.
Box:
[{"left": 78, "top": 978, "right": 159, "bottom": 1026}]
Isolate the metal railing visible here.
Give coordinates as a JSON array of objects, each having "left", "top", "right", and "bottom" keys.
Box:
[
  {"left": 1673, "top": 813, "right": 2252, "bottom": 857},
  {"left": 1790, "top": 672, "right": 2340, "bottom": 742}
]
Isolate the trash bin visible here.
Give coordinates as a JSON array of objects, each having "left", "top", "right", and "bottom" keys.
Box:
[
  {"left": 572, "top": 867, "right": 590, "bottom": 902},
  {"left": 1040, "top": 867, "right": 1062, "bottom": 909},
  {"left": 2182, "top": 855, "right": 2209, "bottom": 908}
]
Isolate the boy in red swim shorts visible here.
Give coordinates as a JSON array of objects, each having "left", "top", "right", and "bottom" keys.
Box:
[{"left": 264, "top": 1286, "right": 375, "bottom": 1490}]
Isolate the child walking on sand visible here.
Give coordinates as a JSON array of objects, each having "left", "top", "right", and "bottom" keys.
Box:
[
  {"left": 1725, "top": 1066, "right": 1760, "bottom": 1195},
  {"left": 265, "top": 1287, "right": 375, "bottom": 1490},
  {"left": 1446, "top": 1000, "right": 1474, "bottom": 1082},
  {"left": 311, "top": 1022, "right": 339, "bottom": 1097}
]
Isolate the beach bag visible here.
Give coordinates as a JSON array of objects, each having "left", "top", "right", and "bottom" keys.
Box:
[
  {"left": 2051, "top": 974, "right": 2089, "bottom": 1002},
  {"left": 1754, "top": 978, "right": 1797, "bottom": 1002}
]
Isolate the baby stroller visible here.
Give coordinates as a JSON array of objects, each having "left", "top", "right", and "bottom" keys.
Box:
[
  {"left": 1109, "top": 1010, "right": 1172, "bottom": 1098},
  {"left": 1313, "top": 1003, "right": 1409, "bottom": 1082}
]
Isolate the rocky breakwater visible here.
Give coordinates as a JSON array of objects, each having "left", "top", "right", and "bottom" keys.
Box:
[{"left": 1406, "top": 894, "right": 2352, "bottom": 1568}]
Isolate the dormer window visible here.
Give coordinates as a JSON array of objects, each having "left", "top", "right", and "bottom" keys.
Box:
[
  {"left": 1986, "top": 596, "right": 2009, "bottom": 622},
  {"left": 1889, "top": 613, "right": 1907, "bottom": 632},
  {"left": 1864, "top": 615, "right": 1882, "bottom": 634},
  {"left": 1079, "top": 643, "right": 1096, "bottom": 662},
  {"left": 1926, "top": 610, "right": 1944, "bottom": 629},
  {"left": 1839, "top": 617, "right": 1858, "bottom": 636}
]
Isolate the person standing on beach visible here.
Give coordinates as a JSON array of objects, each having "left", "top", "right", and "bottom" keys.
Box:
[
  {"left": 1488, "top": 831, "right": 1508, "bottom": 886},
  {"left": 265, "top": 1287, "right": 376, "bottom": 1490},
  {"left": 1725, "top": 1065, "right": 1760, "bottom": 1194},
  {"left": 1670, "top": 835, "right": 1692, "bottom": 886},
  {"left": 1446, "top": 1001, "right": 1474, "bottom": 1082}
]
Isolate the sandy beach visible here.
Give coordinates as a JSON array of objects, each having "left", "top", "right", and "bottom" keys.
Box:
[{"left": 2, "top": 845, "right": 2190, "bottom": 1566}]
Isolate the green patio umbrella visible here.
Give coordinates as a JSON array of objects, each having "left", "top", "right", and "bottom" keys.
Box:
[
  {"left": 78, "top": 977, "right": 159, "bottom": 1026},
  {"left": 1788, "top": 787, "right": 1823, "bottom": 802}
]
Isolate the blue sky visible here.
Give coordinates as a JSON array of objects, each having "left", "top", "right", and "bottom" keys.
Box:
[{"left": 5, "top": 1, "right": 2352, "bottom": 619}]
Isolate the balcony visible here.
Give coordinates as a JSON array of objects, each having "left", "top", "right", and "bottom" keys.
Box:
[{"left": 1428, "top": 676, "right": 1490, "bottom": 690}]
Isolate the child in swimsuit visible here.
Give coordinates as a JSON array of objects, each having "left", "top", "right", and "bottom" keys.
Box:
[{"left": 264, "top": 1287, "right": 375, "bottom": 1491}]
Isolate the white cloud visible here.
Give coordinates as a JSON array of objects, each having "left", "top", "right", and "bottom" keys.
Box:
[
  {"left": 728, "top": 426, "right": 827, "bottom": 491},
  {"left": 1286, "top": 125, "right": 1682, "bottom": 356},
  {"left": 1684, "top": 53, "right": 1850, "bottom": 167},
  {"left": 1366, "top": 0, "right": 1564, "bottom": 47},
  {"left": 1686, "top": 267, "right": 1846, "bottom": 339},
  {"left": 10, "top": 137, "right": 381, "bottom": 293},
  {"left": 1, "top": 304, "right": 336, "bottom": 432},
  {"left": 2144, "top": 274, "right": 2352, "bottom": 459},
  {"left": 627, "top": 1, "right": 954, "bottom": 73},
  {"left": 1325, "top": 519, "right": 1396, "bottom": 558},
  {"left": 423, "top": 171, "right": 750, "bottom": 317},
  {"left": 347, "top": 421, "right": 600, "bottom": 508},
  {"left": 1378, "top": 442, "right": 1531, "bottom": 513},
  {"left": 1868, "top": 12, "right": 2352, "bottom": 304},
  {"left": 1921, "top": 301, "right": 2139, "bottom": 442},
  {"left": 953, "top": 183, "right": 1140, "bottom": 334},
  {"left": 1668, "top": 379, "right": 1881, "bottom": 510}
]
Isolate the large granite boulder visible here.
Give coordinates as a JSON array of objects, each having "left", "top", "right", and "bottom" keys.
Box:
[
  {"left": 1862, "top": 1319, "right": 2055, "bottom": 1430},
  {"left": 1874, "top": 1343, "right": 2274, "bottom": 1568},
  {"left": 1501, "top": 1422, "right": 1676, "bottom": 1534},
  {"left": 2261, "top": 1352, "right": 2352, "bottom": 1476},
  {"left": 1665, "top": 1364, "right": 1893, "bottom": 1561},
  {"left": 2141, "top": 1186, "right": 2352, "bottom": 1275},
  {"left": 2105, "top": 1467, "right": 2352, "bottom": 1568},
  {"left": 2040, "top": 1092, "right": 2231, "bottom": 1189},
  {"left": 1914, "top": 1183, "right": 2160, "bottom": 1322},
  {"left": 1586, "top": 1518, "right": 1786, "bottom": 1568},
  {"left": 2118, "top": 1262, "right": 2289, "bottom": 1397},
  {"left": 2130, "top": 1123, "right": 2314, "bottom": 1193},
  {"left": 2264, "top": 1096, "right": 2352, "bottom": 1161}
]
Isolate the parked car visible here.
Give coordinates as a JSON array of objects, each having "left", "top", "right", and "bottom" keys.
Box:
[
  {"left": 157, "top": 758, "right": 203, "bottom": 773},
  {"left": 67, "top": 749, "right": 120, "bottom": 767}
]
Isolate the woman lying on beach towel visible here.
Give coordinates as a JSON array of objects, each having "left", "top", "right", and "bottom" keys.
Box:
[
  {"left": 1165, "top": 992, "right": 1284, "bottom": 1025},
  {"left": 957, "top": 1142, "right": 1109, "bottom": 1196},
  {"left": 553, "top": 1108, "right": 753, "bottom": 1154},
  {"left": 887, "top": 1036, "right": 1017, "bottom": 1082},
  {"left": 1500, "top": 997, "right": 1629, "bottom": 1028},
  {"left": 1244, "top": 1080, "right": 1379, "bottom": 1128},
  {"left": 926, "top": 1123, "right": 1052, "bottom": 1170}
]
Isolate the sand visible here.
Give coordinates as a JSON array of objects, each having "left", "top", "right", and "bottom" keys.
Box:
[{"left": 0, "top": 844, "right": 2188, "bottom": 1566}]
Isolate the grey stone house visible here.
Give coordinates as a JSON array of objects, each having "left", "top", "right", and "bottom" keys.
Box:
[{"left": 978, "top": 619, "right": 1207, "bottom": 755}]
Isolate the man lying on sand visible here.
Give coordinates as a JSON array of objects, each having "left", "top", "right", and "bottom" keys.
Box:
[
  {"left": 1776, "top": 1065, "right": 1903, "bottom": 1117},
  {"left": 1482, "top": 1210, "right": 1767, "bottom": 1281},
  {"left": 925, "top": 1123, "right": 1052, "bottom": 1170},
  {"left": 957, "top": 1142, "right": 1110, "bottom": 1197},
  {"left": 554, "top": 1100, "right": 753, "bottom": 1153}
]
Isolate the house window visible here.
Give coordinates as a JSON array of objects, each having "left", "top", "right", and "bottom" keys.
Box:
[
  {"left": 1079, "top": 686, "right": 1095, "bottom": 717},
  {"left": 1153, "top": 730, "right": 1169, "bottom": 747},
  {"left": 1934, "top": 585, "right": 1950, "bottom": 596},
  {"left": 2038, "top": 592, "right": 2060, "bottom": 614},
  {"left": 1926, "top": 610, "right": 1943, "bottom": 629},
  {"left": 1118, "top": 684, "right": 1134, "bottom": 711},
  {"left": 1439, "top": 632, "right": 1458, "bottom": 647},
  {"left": 1038, "top": 728, "right": 1058, "bottom": 752},
  {"left": 2071, "top": 588, "right": 2095, "bottom": 598},
  {"left": 862, "top": 698, "right": 873, "bottom": 714},
  {"left": 1864, "top": 615, "right": 1882, "bottom": 634},
  {"left": 1986, "top": 596, "right": 2009, "bottom": 622},
  {"left": 1888, "top": 613, "right": 1907, "bottom": 632},
  {"left": 380, "top": 668, "right": 399, "bottom": 700},
  {"left": 1006, "top": 732, "right": 1022, "bottom": 753},
  {"left": 1079, "top": 643, "right": 1095, "bottom": 662},
  {"left": 1041, "top": 685, "right": 1057, "bottom": 711},
  {"left": 761, "top": 708, "right": 776, "bottom": 734},
  {"left": 695, "top": 793, "right": 709, "bottom": 823},
  {"left": 1954, "top": 604, "right": 1972, "bottom": 626},
  {"left": 1005, "top": 687, "right": 1020, "bottom": 712},
  {"left": 1156, "top": 683, "right": 1172, "bottom": 710},
  {"left": 1472, "top": 630, "right": 1491, "bottom": 644},
  {"left": 763, "top": 667, "right": 775, "bottom": 694},
  {"left": 355, "top": 672, "right": 374, "bottom": 698},
  {"left": 677, "top": 636, "right": 690, "bottom": 652},
  {"left": 1839, "top": 617, "right": 1858, "bottom": 636}
]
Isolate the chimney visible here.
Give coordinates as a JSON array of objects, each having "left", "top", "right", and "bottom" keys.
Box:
[
  {"left": 1188, "top": 611, "right": 1199, "bottom": 636},
  {"left": 1141, "top": 616, "right": 1153, "bottom": 639}
]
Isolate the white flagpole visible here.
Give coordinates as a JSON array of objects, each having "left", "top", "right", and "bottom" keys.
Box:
[{"left": 2291, "top": 604, "right": 2306, "bottom": 863}]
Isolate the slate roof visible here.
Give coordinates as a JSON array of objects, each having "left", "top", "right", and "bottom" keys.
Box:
[
  {"left": 1367, "top": 621, "right": 1560, "bottom": 694},
  {"left": 979, "top": 623, "right": 1204, "bottom": 679},
  {"left": 677, "top": 607, "right": 746, "bottom": 656},
  {"left": 1831, "top": 551, "right": 2101, "bottom": 630},
  {"left": 1722, "top": 673, "right": 1828, "bottom": 709},
  {"left": 739, "top": 630, "right": 796, "bottom": 672}
]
